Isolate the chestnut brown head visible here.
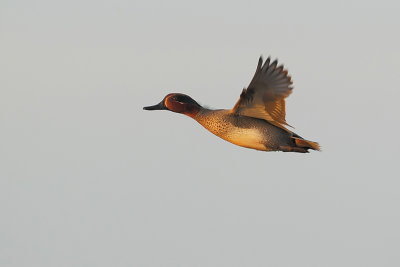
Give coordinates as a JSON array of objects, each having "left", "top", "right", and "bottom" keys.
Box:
[{"left": 143, "top": 93, "right": 202, "bottom": 118}]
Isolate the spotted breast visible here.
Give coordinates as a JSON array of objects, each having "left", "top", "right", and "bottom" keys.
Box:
[{"left": 194, "top": 109, "right": 279, "bottom": 151}]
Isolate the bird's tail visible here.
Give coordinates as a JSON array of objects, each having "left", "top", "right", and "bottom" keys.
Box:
[{"left": 293, "top": 137, "right": 320, "bottom": 151}]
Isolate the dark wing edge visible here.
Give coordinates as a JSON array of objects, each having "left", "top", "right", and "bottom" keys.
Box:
[{"left": 232, "top": 56, "right": 264, "bottom": 112}]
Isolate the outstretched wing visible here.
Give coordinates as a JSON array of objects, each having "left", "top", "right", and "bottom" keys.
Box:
[{"left": 232, "top": 56, "right": 294, "bottom": 131}]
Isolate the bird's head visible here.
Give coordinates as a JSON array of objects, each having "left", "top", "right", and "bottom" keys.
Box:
[{"left": 143, "top": 93, "right": 202, "bottom": 118}]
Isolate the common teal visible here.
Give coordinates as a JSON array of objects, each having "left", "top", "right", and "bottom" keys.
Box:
[{"left": 144, "top": 56, "right": 320, "bottom": 153}]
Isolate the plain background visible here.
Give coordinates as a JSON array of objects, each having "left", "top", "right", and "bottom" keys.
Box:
[{"left": 1, "top": 0, "right": 400, "bottom": 266}]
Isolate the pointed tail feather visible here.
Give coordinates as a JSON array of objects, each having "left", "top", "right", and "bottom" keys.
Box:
[{"left": 293, "top": 137, "right": 320, "bottom": 151}]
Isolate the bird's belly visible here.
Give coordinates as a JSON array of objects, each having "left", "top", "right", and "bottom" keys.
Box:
[
  {"left": 195, "top": 110, "right": 276, "bottom": 151},
  {"left": 220, "top": 128, "right": 267, "bottom": 151}
]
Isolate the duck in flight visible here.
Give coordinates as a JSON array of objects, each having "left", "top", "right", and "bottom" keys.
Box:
[{"left": 144, "top": 56, "right": 320, "bottom": 153}]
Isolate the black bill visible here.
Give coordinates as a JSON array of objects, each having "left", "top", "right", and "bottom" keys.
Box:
[{"left": 143, "top": 101, "right": 166, "bottom": 110}]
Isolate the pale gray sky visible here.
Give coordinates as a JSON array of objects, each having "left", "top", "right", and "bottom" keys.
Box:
[{"left": 1, "top": 0, "right": 400, "bottom": 266}]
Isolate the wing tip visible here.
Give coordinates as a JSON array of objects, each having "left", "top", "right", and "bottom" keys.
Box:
[{"left": 257, "top": 56, "right": 263, "bottom": 70}]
